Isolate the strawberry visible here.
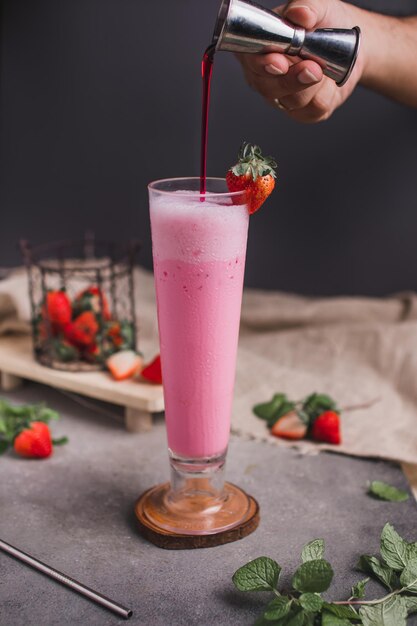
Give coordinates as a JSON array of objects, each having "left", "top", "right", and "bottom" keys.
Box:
[
  {"left": 42, "top": 290, "right": 72, "bottom": 329},
  {"left": 64, "top": 311, "right": 99, "bottom": 347},
  {"left": 73, "top": 285, "right": 111, "bottom": 321},
  {"left": 311, "top": 411, "right": 341, "bottom": 445},
  {"left": 107, "top": 350, "right": 143, "bottom": 381},
  {"left": 13, "top": 421, "right": 53, "bottom": 459},
  {"left": 141, "top": 355, "right": 162, "bottom": 384},
  {"left": 106, "top": 321, "right": 123, "bottom": 348},
  {"left": 270, "top": 411, "right": 307, "bottom": 440},
  {"left": 226, "top": 142, "right": 277, "bottom": 214}
]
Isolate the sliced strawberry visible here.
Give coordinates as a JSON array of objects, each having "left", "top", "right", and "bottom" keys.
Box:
[
  {"left": 270, "top": 411, "right": 307, "bottom": 440},
  {"left": 107, "top": 350, "right": 143, "bottom": 381},
  {"left": 226, "top": 142, "right": 277, "bottom": 214},
  {"left": 64, "top": 311, "right": 99, "bottom": 347},
  {"left": 42, "top": 290, "right": 72, "bottom": 329},
  {"left": 311, "top": 411, "right": 341, "bottom": 445},
  {"left": 141, "top": 355, "right": 162, "bottom": 384},
  {"left": 13, "top": 422, "right": 53, "bottom": 459}
]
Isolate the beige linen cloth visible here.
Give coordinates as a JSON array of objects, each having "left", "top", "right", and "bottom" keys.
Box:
[{"left": 1, "top": 267, "right": 417, "bottom": 471}]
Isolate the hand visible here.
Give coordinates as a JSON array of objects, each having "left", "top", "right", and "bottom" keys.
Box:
[{"left": 237, "top": 0, "right": 365, "bottom": 123}]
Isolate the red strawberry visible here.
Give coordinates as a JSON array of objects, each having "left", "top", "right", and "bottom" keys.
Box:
[
  {"left": 271, "top": 411, "right": 307, "bottom": 440},
  {"left": 74, "top": 286, "right": 111, "bottom": 320},
  {"left": 106, "top": 321, "right": 123, "bottom": 347},
  {"left": 64, "top": 311, "right": 99, "bottom": 347},
  {"left": 141, "top": 355, "right": 162, "bottom": 384},
  {"left": 107, "top": 350, "right": 143, "bottom": 381},
  {"left": 226, "top": 142, "right": 277, "bottom": 214},
  {"left": 13, "top": 422, "right": 53, "bottom": 458},
  {"left": 42, "top": 290, "right": 72, "bottom": 329},
  {"left": 311, "top": 411, "right": 341, "bottom": 445}
]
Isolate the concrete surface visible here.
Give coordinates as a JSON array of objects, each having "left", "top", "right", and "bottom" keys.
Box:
[{"left": 1, "top": 382, "right": 416, "bottom": 626}]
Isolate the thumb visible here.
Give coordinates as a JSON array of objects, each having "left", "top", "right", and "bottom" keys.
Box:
[{"left": 282, "top": 0, "right": 331, "bottom": 29}]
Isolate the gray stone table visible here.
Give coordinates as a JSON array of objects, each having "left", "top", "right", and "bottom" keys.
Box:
[{"left": 1, "top": 382, "right": 416, "bottom": 626}]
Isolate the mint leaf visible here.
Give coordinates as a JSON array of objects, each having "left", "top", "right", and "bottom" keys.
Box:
[
  {"left": 322, "top": 603, "right": 358, "bottom": 619},
  {"left": 351, "top": 577, "right": 369, "bottom": 599},
  {"left": 52, "top": 436, "right": 69, "bottom": 446},
  {"left": 0, "top": 439, "right": 9, "bottom": 455},
  {"left": 368, "top": 481, "right": 409, "bottom": 502},
  {"left": 302, "top": 393, "right": 338, "bottom": 425},
  {"left": 400, "top": 559, "right": 417, "bottom": 593},
  {"left": 380, "top": 523, "right": 409, "bottom": 571},
  {"left": 264, "top": 597, "right": 291, "bottom": 621},
  {"left": 253, "top": 394, "right": 295, "bottom": 427},
  {"left": 299, "top": 593, "right": 323, "bottom": 612},
  {"left": 404, "top": 596, "right": 417, "bottom": 615},
  {"left": 359, "top": 595, "right": 407, "bottom": 625},
  {"left": 292, "top": 559, "right": 333, "bottom": 593},
  {"left": 321, "top": 613, "right": 352, "bottom": 626},
  {"left": 285, "top": 608, "right": 307, "bottom": 626},
  {"left": 301, "top": 539, "right": 325, "bottom": 563},
  {"left": 233, "top": 557, "right": 281, "bottom": 592},
  {"left": 357, "top": 555, "right": 397, "bottom": 590}
]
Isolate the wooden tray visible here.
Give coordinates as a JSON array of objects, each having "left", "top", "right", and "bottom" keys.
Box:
[{"left": 0, "top": 335, "right": 164, "bottom": 432}]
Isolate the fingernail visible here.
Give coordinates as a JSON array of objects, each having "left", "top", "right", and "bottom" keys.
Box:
[
  {"left": 285, "top": 4, "right": 316, "bottom": 17},
  {"left": 297, "top": 68, "right": 320, "bottom": 85},
  {"left": 265, "top": 64, "right": 284, "bottom": 76}
]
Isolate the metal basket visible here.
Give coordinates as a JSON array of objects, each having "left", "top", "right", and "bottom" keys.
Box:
[{"left": 20, "top": 234, "right": 140, "bottom": 372}]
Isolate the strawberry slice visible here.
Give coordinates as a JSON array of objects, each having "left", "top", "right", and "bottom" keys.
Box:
[
  {"left": 13, "top": 422, "right": 53, "bottom": 458},
  {"left": 107, "top": 350, "right": 143, "bottom": 381},
  {"left": 141, "top": 355, "right": 162, "bottom": 384},
  {"left": 226, "top": 142, "right": 277, "bottom": 214},
  {"left": 270, "top": 411, "right": 307, "bottom": 440},
  {"left": 311, "top": 410, "right": 341, "bottom": 445}
]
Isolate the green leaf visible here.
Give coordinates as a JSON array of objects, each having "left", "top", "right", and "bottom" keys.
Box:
[
  {"left": 233, "top": 557, "right": 281, "bottom": 592},
  {"left": 253, "top": 394, "right": 295, "bottom": 427},
  {"left": 264, "top": 597, "right": 291, "bottom": 621},
  {"left": 359, "top": 595, "right": 408, "bottom": 626},
  {"left": 322, "top": 603, "right": 358, "bottom": 619},
  {"left": 351, "top": 577, "right": 369, "bottom": 599},
  {"left": 404, "top": 596, "right": 417, "bottom": 615},
  {"left": 0, "top": 417, "right": 7, "bottom": 433},
  {"left": 292, "top": 559, "right": 333, "bottom": 593},
  {"left": 301, "top": 539, "right": 325, "bottom": 563},
  {"left": 52, "top": 436, "right": 69, "bottom": 446},
  {"left": 0, "top": 439, "right": 9, "bottom": 455},
  {"left": 299, "top": 593, "right": 323, "bottom": 612},
  {"left": 400, "top": 559, "right": 417, "bottom": 593},
  {"left": 285, "top": 608, "right": 306, "bottom": 626},
  {"left": 357, "top": 555, "right": 397, "bottom": 590},
  {"left": 380, "top": 523, "right": 410, "bottom": 571},
  {"left": 302, "top": 393, "right": 338, "bottom": 425},
  {"left": 368, "top": 481, "right": 409, "bottom": 502},
  {"left": 321, "top": 613, "right": 352, "bottom": 626}
]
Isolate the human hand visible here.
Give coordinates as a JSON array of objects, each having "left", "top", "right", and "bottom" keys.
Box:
[{"left": 237, "top": 0, "right": 365, "bottom": 123}]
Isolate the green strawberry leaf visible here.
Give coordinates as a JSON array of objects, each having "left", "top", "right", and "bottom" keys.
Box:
[
  {"left": 301, "top": 539, "right": 325, "bottom": 563},
  {"left": 292, "top": 559, "right": 333, "bottom": 593},
  {"left": 368, "top": 481, "right": 409, "bottom": 502},
  {"left": 233, "top": 557, "right": 281, "bottom": 592}
]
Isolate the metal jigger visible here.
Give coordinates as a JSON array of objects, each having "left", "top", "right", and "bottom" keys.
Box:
[{"left": 212, "top": 0, "right": 361, "bottom": 86}]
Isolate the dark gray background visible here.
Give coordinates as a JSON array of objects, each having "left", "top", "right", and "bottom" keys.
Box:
[{"left": 1, "top": 0, "right": 417, "bottom": 295}]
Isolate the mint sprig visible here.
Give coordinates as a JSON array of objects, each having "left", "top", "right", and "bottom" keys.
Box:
[
  {"left": 368, "top": 481, "right": 410, "bottom": 503},
  {"left": 253, "top": 392, "right": 338, "bottom": 431},
  {"left": 232, "top": 523, "right": 417, "bottom": 625}
]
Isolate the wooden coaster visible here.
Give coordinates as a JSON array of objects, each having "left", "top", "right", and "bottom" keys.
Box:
[{"left": 134, "top": 485, "right": 260, "bottom": 550}]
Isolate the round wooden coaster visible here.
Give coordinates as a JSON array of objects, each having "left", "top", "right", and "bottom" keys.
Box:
[{"left": 134, "top": 484, "right": 260, "bottom": 550}]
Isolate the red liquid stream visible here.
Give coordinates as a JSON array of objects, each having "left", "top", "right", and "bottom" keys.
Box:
[{"left": 200, "top": 44, "right": 216, "bottom": 197}]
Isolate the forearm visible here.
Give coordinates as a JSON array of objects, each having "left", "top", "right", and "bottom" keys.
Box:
[{"left": 352, "top": 7, "right": 417, "bottom": 107}]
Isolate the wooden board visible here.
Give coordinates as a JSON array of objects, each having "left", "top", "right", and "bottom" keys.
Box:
[{"left": 0, "top": 335, "right": 164, "bottom": 431}]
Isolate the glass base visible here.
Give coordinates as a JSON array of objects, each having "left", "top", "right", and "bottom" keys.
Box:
[{"left": 136, "top": 481, "right": 254, "bottom": 536}]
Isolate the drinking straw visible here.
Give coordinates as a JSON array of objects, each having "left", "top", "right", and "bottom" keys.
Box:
[{"left": 0, "top": 538, "right": 132, "bottom": 620}]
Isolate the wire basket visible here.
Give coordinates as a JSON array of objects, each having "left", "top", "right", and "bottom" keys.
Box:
[{"left": 20, "top": 234, "right": 140, "bottom": 372}]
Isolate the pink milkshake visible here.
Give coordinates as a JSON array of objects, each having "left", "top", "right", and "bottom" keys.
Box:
[{"left": 149, "top": 179, "right": 249, "bottom": 460}]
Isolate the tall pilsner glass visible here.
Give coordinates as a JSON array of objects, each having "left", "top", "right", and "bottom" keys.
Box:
[{"left": 138, "top": 177, "right": 257, "bottom": 538}]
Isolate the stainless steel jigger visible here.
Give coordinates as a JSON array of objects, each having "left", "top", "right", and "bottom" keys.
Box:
[{"left": 212, "top": 0, "right": 361, "bottom": 86}]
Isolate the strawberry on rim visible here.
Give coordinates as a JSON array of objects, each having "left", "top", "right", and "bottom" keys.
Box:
[{"left": 226, "top": 142, "right": 277, "bottom": 214}]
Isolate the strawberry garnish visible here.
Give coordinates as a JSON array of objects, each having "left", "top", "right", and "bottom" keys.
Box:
[
  {"left": 226, "top": 142, "right": 277, "bottom": 214},
  {"left": 311, "top": 411, "right": 342, "bottom": 445},
  {"left": 107, "top": 350, "right": 143, "bottom": 381},
  {"left": 13, "top": 421, "right": 53, "bottom": 459},
  {"left": 271, "top": 411, "right": 307, "bottom": 440},
  {"left": 141, "top": 355, "right": 162, "bottom": 385},
  {"left": 42, "top": 290, "right": 72, "bottom": 329}
]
